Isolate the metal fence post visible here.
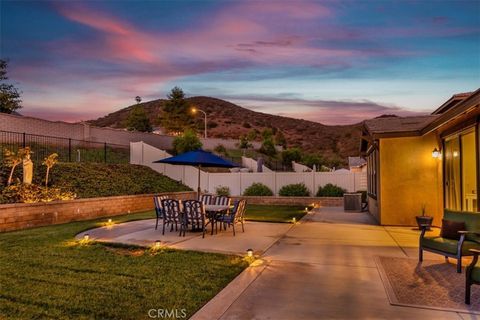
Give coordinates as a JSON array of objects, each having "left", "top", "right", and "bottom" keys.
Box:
[
  {"left": 22, "top": 132, "right": 26, "bottom": 148},
  {"left": 68, "top": 139, "right": 72, "bottom": 162},
  {"left": 104, "top": 142, "right": 107, "bottom": 163}
]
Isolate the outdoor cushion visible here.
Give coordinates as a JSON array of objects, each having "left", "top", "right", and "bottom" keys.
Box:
[
  {"left": 421, "top": 236, "right": 480, "bottom": 255},
  {"left": 440, "top": 219, "right": 465, "bottom": 240},
  {"left": 444, "top": 210, "right": 480, "bottom": 243}
]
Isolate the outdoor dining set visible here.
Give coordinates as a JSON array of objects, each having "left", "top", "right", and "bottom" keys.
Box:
[{"left": 153, "top": 195, "right": 247, "bottom": 238}]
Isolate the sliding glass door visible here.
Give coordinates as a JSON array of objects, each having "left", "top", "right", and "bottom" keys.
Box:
[{"left": 444, "top": 127, "right": 478, "bottom": 212}]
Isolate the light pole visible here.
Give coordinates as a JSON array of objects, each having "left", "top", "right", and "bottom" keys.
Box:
[{"left": 191, "top": 107, "right": 207, "bottom": 139}]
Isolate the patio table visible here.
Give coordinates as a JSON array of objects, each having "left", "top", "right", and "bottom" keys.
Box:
[{"left": 204, "top": 204, "right": 230, "bottom": 235}]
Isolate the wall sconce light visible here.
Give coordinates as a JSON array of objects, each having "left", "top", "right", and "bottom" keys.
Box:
[
  {"left": 432, "top": 148, "right": 441, "bottom": 158},
  {"left": 246, "top": 248, "right": 253, "bottom": 258}
]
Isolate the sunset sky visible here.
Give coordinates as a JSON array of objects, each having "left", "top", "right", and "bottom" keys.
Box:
[{"left": 1, "top": 0, "right": 479, "bottom": 125}]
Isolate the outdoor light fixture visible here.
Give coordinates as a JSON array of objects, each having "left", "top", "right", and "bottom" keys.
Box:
[
  {"left": 453, "top": 151, "right": 459, "bottom": 157},
  {"left": 292, "top": 217, "right": 296, "bottom": 224},
  {"left": 247, "top": 248, "right": 253, "bottom": 258},
  {"left": 83, "top": 234, "right": 89, "bottom": 241},
  {"left": 108, "top": 219, "right": 112, "bottom": 224},
  {"left": 432, "top": 148, "right": 440, "bottom": 158},
  {"left": 305, "top": 207, "right": 309, "bottom": 212},
  {"left": 155, "top": 240, "right": 161, "bottom": 249}
]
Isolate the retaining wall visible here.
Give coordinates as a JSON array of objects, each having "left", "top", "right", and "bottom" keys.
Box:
[{"left": 0, "top": 191, "right": 196, "bottom": 232}]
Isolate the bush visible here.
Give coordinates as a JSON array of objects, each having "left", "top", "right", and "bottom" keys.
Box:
[
  {"left": 0, "top": 183, "right": 76, "bottom": 204},
  {"left": 316, "top": 183, "right": 346, "bottom": 197},
  {"left": 259, "top": 137, "right": 276, "bottom": 156},
  {"left": 243, "top": 183, "right": 273, "bottom": 196},
  {"left": 281, "top": 148, "right": 302, "bottom": 166},
  {"left": 172, "top": 129, "right": 202, "bottom": 154},
  {"left": 215, "top": 185, "right": 230, "bottom": 197},
  {"left": 214, "top": 144, "right": 227, "bottom": 154},
  {"left": 279, "top": 183, "right": 310, "bottom": 197}
]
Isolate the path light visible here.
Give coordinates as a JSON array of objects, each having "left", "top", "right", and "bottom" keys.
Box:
[
  {"left": 83, "top": 234, "right": 89, "bottom": 241},
  {"left": 155, "top": 240, "right": 161, "bottom": 249},
  {"left": 108, "top": 219, "right": 112, "bottom": 224},
  {"left": 432, "top": 148, "right": 440, "bottom": 159},
  {"left": 247, "top": 248, "right": 253, "bottom": 258},
  {"left": 305, "top": 207, "right": 309, "bottom": 212},
  {"left": 292, "top": 217, "right": 296, "bottom": 224}
]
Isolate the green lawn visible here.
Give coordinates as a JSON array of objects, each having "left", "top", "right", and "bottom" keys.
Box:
[
  {"left": 245, "top": 204, "right": 308, "bottom": 223},
  {"left": 0, "top": 212, "right": 247, "bottom": 319}
]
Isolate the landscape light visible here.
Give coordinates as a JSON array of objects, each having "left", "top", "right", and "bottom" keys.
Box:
[
  {"left": 108, "top": 219, "right": 112, "bottom": 224},
  {"left": 292, "top": 217, "right": 296, "bottom": 224},
  {"left": 155, "top": 240, "right": 161, "bottom": 249},
  {"left": 83, "top": 234, "right": 89, "bottom": 241},
  {"left": 305, "top": 207, "right": 309, "bottom": 212},
  {"left": 247, "top": 248, "right": 253, "bottom": 258},
  {"left": 431, "top": 148, "right": 440, "bottom": 159}
]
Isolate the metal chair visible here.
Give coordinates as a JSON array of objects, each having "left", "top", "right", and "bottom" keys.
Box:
[
  {"left": 182, "top": 200, "right": 206, "bottom": 237},
  {"left": 216, "top": 199, "right": 246, "bottom": 236},
  {"left": 200, "top": 194, "right": 214, "bottom": 205},
  {"left": 161, "top": 199, "right": 183, "bottom": 236},
  {"left": 213, "top": 195, "right": 231, "bottom": 206},
  {"left": 153, "top": 195, "right": 169, "bottom": 230},
  {"left": 466, "top": 249, "right": 480, "bottom": 304}
]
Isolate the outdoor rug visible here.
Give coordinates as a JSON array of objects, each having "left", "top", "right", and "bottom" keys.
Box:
[{"left": 376, "top": 256, "right": 479, "bottom": 313}]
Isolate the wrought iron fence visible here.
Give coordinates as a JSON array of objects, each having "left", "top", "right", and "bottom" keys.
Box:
[{"left": 0, "top": 130, "right": 130, "bottom": 164}]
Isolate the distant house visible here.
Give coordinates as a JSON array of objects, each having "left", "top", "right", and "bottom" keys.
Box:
[
  {"left": 360, "top": 89, "right": 479, "bottom": 226},
  {"left": 348, "top": 156, "right": 367, "bottom": 172}
]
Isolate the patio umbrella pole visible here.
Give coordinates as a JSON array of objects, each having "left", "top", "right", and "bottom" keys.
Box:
[{"left": 197, "top": 164, "right": 201, "bottom": 200}]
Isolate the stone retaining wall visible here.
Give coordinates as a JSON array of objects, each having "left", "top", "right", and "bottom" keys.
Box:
[
  {"left": 232, "top": 196, "right": 343, "bottom": 207},
  {"left": 0, "top": 192, "right": 196, "bottom": 232}
]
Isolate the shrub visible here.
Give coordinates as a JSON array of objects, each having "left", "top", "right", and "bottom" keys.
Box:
[
  {"left": 214, "top": 144, "right": 227, "bottom": 154},
  {"left": 281, "top": 148, "right": 302, "bottom": 166},
  {"left": 0, "top": 183, "right": 76, "bottom": 204},
  {"left": 242, "top": 122, "right": 251, "bottom": 128},
  {"left": 215, "top": 185, "right": 230, "bottom": 196},
  {"left": 172, "top": 129, "right": 203, "bottom": 154},
  {"left": 259, "top": 137, "right": 276, "bottom": 156},
  {"left": 279, "top": 183, "right": 310, "bottom": 197},
  {"left": 243, "top": 183, "right": 273, "bottom": 196},
  {"left": 316, "top": 183, "right": 346, "bottom": 197}
]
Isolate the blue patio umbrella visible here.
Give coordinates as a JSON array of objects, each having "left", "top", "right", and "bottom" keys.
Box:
[{"left": 153, "top": 149, "right": 238, "bottom": 197}]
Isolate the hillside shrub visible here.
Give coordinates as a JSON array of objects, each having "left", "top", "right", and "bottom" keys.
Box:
[
  {"left": 243, "top": 183, "right": 273, "bottom": 196},
  {"left": 215, "top": 185, "right": 230, "bottom": 196},
  {"left": 316, "top": 183, "right": 346, "bottom": 197},
  {"left": 281, "top": 148, "right": 302, "bottom": 166},
  {"left": 0, "top": 184, "right": 76, "bottom": 204},
  {"left": 214, "top": 144, "right": 227, "bottom": 154},
  {"left": 279, "top": 183, "right": 310, "bottom": 197}
]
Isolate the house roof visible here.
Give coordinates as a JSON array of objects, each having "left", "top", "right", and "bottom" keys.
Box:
[
  {"left": 431, "top": 91, "right": 474, "bottom": 115},
  {"left": 363, "top": 115, "right": 440, "bottom": 137},
  {"left": 348, "top": 156, "right": 366, "bottom": 168}
]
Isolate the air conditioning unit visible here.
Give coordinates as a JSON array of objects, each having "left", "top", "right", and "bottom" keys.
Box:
[{"left": 344, "top": 193, "right": 362, "bottom": 212}]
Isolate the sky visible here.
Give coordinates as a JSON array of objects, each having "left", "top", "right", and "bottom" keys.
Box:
[{"left": 1, "top": 0, "right": 479, "bottom": 125}]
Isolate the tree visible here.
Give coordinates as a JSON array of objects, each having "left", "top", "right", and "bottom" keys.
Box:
[
  {"left": 274, "top": 130, "right": 287, "bottom": 148},
  {"left": 42, "top": 153, "right": 58, "bottom": 187},
  {"left": 161, "top": 87, "right": 194, "bottom": 133},
  {"left": 126, "top": 105, "right": 152, "bottom": 132},
  {"left": 238, "top": 135, "right": 253, "bottom": 156},
  {"left": 281, "top": 148, "right": 302, "bottom": 166},
  {"left": 246, "top": 129, "right": 258, "bottom": 141},
  {"left": 259, "top": 136, "right": 276, "bottom": 156},
  {"left": 302, "top": 153, "right": 324, "bottom": 169},
  {"left": 3, "top": 147, "right": 28, "bottom": 185},
  {"left": 0, "top": 59, "right": 22, "bottom": 114},
  {"left": 173, "top": 129, "right": 203, "bottom": 154}
]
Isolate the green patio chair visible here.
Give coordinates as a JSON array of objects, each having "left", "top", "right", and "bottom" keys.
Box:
[{"left": 465, "top": 249, "right": 479, "bottom": 304}]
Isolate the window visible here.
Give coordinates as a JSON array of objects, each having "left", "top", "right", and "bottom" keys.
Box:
[
  {"left": 367, "top": 146, "right": 378, "bottom": 198},
  {"left": 444, "top": 127, "right": 478, "bottom": 212}
]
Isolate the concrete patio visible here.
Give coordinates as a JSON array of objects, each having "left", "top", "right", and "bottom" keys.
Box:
[{"left": 77, "top": 208, "right": 476, "bottom": 319}]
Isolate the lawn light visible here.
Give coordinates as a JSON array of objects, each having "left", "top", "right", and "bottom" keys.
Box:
[
  {"left": 83, "top": 234, "right": 89, "bottom": 241},
  {"left": 292, "top": 217, "right": 296, "bottom": 224},
  {"left": 247, "top": 248, "right": 253, "bottom": 258},
  {"left": 108, "top": 218, "right": 112, "bottom": 224},
  {"left": 155, "top": 240, "right": 161, "bottom": 249},
  {"left": 432, "top": 148, "right": 440, "bottom": 159},
  {"left": 305, "top": 207, "right": 309, "bottom": 212}
]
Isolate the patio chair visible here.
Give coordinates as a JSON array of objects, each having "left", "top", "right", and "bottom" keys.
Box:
[
  {"left": 153, "top": 195, "right": 169, "bottom": 230},
  {"left": 216, "top": 199, "right": 246, "bottom": 236},
  {"left": 182, "top": 200, "right": 206, "bottom": 238},
  {"left": 466, "top": 249, "right": 480, "bottom": 304},
  {"left": 200, "top": 194, "right": 214, "bottom": 205},
  {"left": 161, "top": 199, "right": 183, "bottom": 236},
  {"left": 213, "top": 195, "right": 231, "bottom": 207}
]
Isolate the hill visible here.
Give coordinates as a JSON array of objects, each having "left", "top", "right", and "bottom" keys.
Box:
[{"left": 89, "top": 96, "right": 362, "bottom": 164}]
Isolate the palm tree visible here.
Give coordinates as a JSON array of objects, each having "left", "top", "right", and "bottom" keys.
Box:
[
  {"left": 42, "top": 153, "right": 58, "bottom": 187},
  {"left": 3, "top": 147, "right": 28, "bottom": 185}
]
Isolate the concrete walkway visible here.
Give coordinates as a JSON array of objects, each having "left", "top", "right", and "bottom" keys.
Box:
[{"left": 193, "top": 208, "right": 475, "bottom": 320}]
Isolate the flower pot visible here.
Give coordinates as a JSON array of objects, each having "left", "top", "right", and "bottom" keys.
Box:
[{"left": 416, "top": 215, "right": 433, "bottom": 230}]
